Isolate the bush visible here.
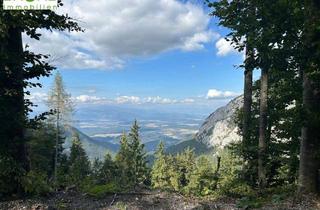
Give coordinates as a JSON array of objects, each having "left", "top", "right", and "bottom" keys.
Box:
[
  {"left": 86, "top": 182, "right": 122, "bottom": 198},
  {"left": 0, "top": 155, "right": 24, "bottom": 196},
  {"left": 21, "top": 171, "right": 52, "bottom": 196}
]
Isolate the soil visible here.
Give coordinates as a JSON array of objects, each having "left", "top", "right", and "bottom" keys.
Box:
[{"left": 0, "top": 190, "right": 319, "bottom": 210}]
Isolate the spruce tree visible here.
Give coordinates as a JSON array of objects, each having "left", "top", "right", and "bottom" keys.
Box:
[
  {"left": 128, "top": 120, "right": 148, "bottom": 187},
  {"left": 115, "top": 132, "right": 132, "bottom": 187},
  {"left": 151, "top": 142, "right": 171, "bottom": 189},
  {"left": 47, "top": 72, "right": 74, "bottom": 184},
  {"left": 68, "top": 133, "right": 90, "bottom": 186}
]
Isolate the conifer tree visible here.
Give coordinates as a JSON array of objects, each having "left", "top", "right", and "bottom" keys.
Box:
[
  {"left": 68, "top": 133, "right": 90, "bottom": 186},
  {"left": 115, "top": 132, "right": 132, "bottom": 187},
  {"left": 128, "top": 120, "right": 148, "bottom": 187},
  {"left": 100, "top": 154, "right": 117, "bottom": 184},
  {"left": 151, "top": 142, "right": 171, "bottom": 189},
  {"left": 47, "top": 72, "right": 74, "bottom": 184}
]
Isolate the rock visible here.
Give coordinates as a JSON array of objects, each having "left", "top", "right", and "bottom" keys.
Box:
[{"left": 195, "top": 96, "right": 243, "bottom": 148}]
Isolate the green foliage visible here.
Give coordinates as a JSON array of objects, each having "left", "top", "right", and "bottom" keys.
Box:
[
  {"left": 127, "top": 120, "right": 148, "bottom": 186},
  {"left": 186, "top": 156, "right": 217, "bottom": 196},
  {"left": 236, "top": 197, "right": 263, "bottom": 209},
  {"left": 151, "top": 142, "right": 171, "bottom": 190},
  {"left": 115, "top": 133, "right": 134, "bottom": 188},
  {"left": 151, "top": 146, "right": 197, "bottom": 193},
  {"left": 68, "top": 134, "right": 91, "bottom": 186},
  {"left": 0, "top": 1, "right": 82, "bottom": 196},
  {"left": 0, "top": 155, "right": 24, "bottom": 196},
  {"left": 21, "top": 171, "right": 52, "bottom": 196},
  {"left": 27, "top": 124, "right": 56, "bottom": 178},
  {"left": 86, "top": 182, "right": 122, "bottom": 198}
]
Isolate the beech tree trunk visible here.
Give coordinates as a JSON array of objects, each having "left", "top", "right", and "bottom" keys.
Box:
[
  {"left": 0, "top": 26, "right": 29, "bottom": 195},
  {"left": 258, "top": 67, "right": 268, "bottom": 189},
  {"left": 243, "top": 46, "right": 253, "bottom": 142},
  {"left": 298, "top": 73, "right": 320, "bottom": 194},
  {"left": 8, "top": 27, "right": 29, "bottom": 172},
  {"left": 298, "top": 0, "right": 320, "bottom": 194}
]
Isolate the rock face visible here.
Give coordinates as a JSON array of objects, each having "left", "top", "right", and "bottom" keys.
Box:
[{"left": 195, "top": 96, "right": 243, "bottom": 148}]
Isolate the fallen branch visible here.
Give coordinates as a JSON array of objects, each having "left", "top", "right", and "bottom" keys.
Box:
[{"left": 110, "top": 193, "right": 117, "bottom": 206}]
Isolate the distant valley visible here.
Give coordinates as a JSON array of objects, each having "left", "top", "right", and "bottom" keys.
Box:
[{"left": 64, "top": 98, "right": 241, "bottom": 160}]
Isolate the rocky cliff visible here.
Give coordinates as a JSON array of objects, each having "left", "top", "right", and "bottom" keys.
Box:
[{"left": 195, "top": 96, "right": 243, "bottom": 148}]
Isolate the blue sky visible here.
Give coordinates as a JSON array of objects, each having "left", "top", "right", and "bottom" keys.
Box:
[{"left": 26, "top": 0, "right": 246, "bottom": 116}]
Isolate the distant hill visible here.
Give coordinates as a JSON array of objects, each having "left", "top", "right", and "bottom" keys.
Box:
[
  {"left": 64, "top": 126, "right": 117, "bottom": 160},
  {"left": 165, "top": 139, "right": 211, "bottom": 155}
]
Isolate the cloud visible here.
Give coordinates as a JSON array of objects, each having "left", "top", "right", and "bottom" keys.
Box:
[
  {"left": 115, "top": 96, "right": 141, "bottom": 104},
  {"left": 24, "top": 0, "right": 217, "bottom": 70},
  {"left": 207, "top": 89, "right": 240, "bottom": 99},
  {"left": 144, "top": 96, "right": 178, "bottom": 104},
  {"left": 74, "top": 95, "right": 108, "bottom": 104},
  {"left": 25, "top": 92, "right": 48, "bottom": 103},
  {"left": 215, "top": 38, "right": 238, "bottom": 56}
]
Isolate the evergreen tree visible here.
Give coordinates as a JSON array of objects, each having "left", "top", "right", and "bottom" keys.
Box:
[
  {"left": 151, "top": 142, "right": 171, "bottom": 189},
  {"left": 115, "top": 132, "right": 132, "bottom": 187},
  {"left": 68, "top": 133, "right": 90, "bottom": 186},
  {"left": 100, "top": 154, "right": 117, "bottom": 184},
  {"left": 27, "top": 123, "right": 56, "bottom": 178},
  {"left": 186, "top": 156, "right": 217, "bottom": 196},
  {"left": 47, "top": 72, "right": 74, "bottom": 184},
  {"left": 128, "top": 120, "right": 148, "bottom": 187}
]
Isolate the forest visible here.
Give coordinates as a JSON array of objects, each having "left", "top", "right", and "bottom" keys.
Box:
[{"left": 0, "top": 0, "right": 319, "bottom": 209}]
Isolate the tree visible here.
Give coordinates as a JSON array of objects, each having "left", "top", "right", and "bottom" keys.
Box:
[
  {"left": 298, "top": 0, "right": 320, "bottom": 194},
  {"left": 209, "top": 0, "right": 304, "bottom": 190},
  {"left": 27, "top": 123, "right": 56, "bottom": 177},
  {"left": 68, "top": 133, "right": 91, "bottom": 186},
  {"left": 0, "top": 1, "right": 81, "bottom": 195},
  {"left": 115, "top": 132, "right": 132, "bottom": 187},
  {"left": 151, "top": 142, "right": 171, "bottom": 189},
  {"left": 47, "top": 71, "right": 74, "bottom": 184},
  {"left": 128, "top": 120, "right": 148, "bottom": 187},
  {"left": 186, "top": 156, "right": 216, "bottom": 196}
]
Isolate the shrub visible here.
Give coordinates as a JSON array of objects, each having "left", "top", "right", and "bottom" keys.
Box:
[
  {"left": 21, "top": 171, "right": 52, "bottom": 196},
  {"left": 86, "top": 182, "right": 122, "bottom": 198}
]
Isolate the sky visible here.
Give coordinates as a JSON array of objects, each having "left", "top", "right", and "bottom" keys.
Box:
[{"left": 25, "top": 0, "right": 247, "bottom": 116}]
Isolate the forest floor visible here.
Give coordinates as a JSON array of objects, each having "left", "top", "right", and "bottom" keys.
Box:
[{"left": 0, "top": 189, "right": 319, "bottom": 210}]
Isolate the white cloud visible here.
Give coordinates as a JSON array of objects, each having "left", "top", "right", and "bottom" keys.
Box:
[
  {"left": 24, "top": 0, "right": 217, "bottom": 70},
  {"left": 207, "top": 89, "right": 240, "bottom": 99},
  {"left": 181, "top": 98, "right": 195, "bottom": 103},
  {"left": 25, "top": 92, "right": 48, "bottom": 103},
  {"left": 215, "top": 38, "right": 238, "bottom": 56},
  {"left": 115, "top": 96, "right": 141, "bottom": 104},
  {"left": 75, "top": 95, "right": 108, "bottom": 104},
  {"left": 144, "top": 96, "right": 178, "bottom": 104}
]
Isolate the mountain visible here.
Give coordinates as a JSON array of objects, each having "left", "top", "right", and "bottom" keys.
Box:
[
  {"left": 195, "top": 96, "right": 243, "bottom": 148},
  {"left": 165, "top": 139, "right": 211, "bottom": 155},
  {"left": 64, "top": 127, "right": 118, "bottom": 160}
]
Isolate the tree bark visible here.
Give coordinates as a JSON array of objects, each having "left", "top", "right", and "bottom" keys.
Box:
[
  {"left": 243, "top": 46, "right": 253, "bottom": 143},
  {"left": 8, "top": 27, "right": 29, "bottom": 172},
  {"left": 298, "top": 0, "right": 320, "bottom": 194},
  {"left": 258, "top": 67, "right": 268, "bottom": 189},
  {"left": 0, "top": 26, "right": 29, "bottom": 195}
]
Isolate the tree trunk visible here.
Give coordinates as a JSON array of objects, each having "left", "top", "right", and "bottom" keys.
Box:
[
  {"left": 0, "top": 26, "right": 29, "bottom": 195},
  {"left": 8, "top": 27, "right": 29, "bottom": 173},
  {"left": 258, "top": 67, "right": 268, "bottom": 189},
  {"left": 298, "top": 0, "right": 320, "bottom": 194},
  {"left": 298, "top": 73, "right": 320, "bottom": 194},
  {"left": 243, "top": 46, "right": 253, "bottom": 142}
]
